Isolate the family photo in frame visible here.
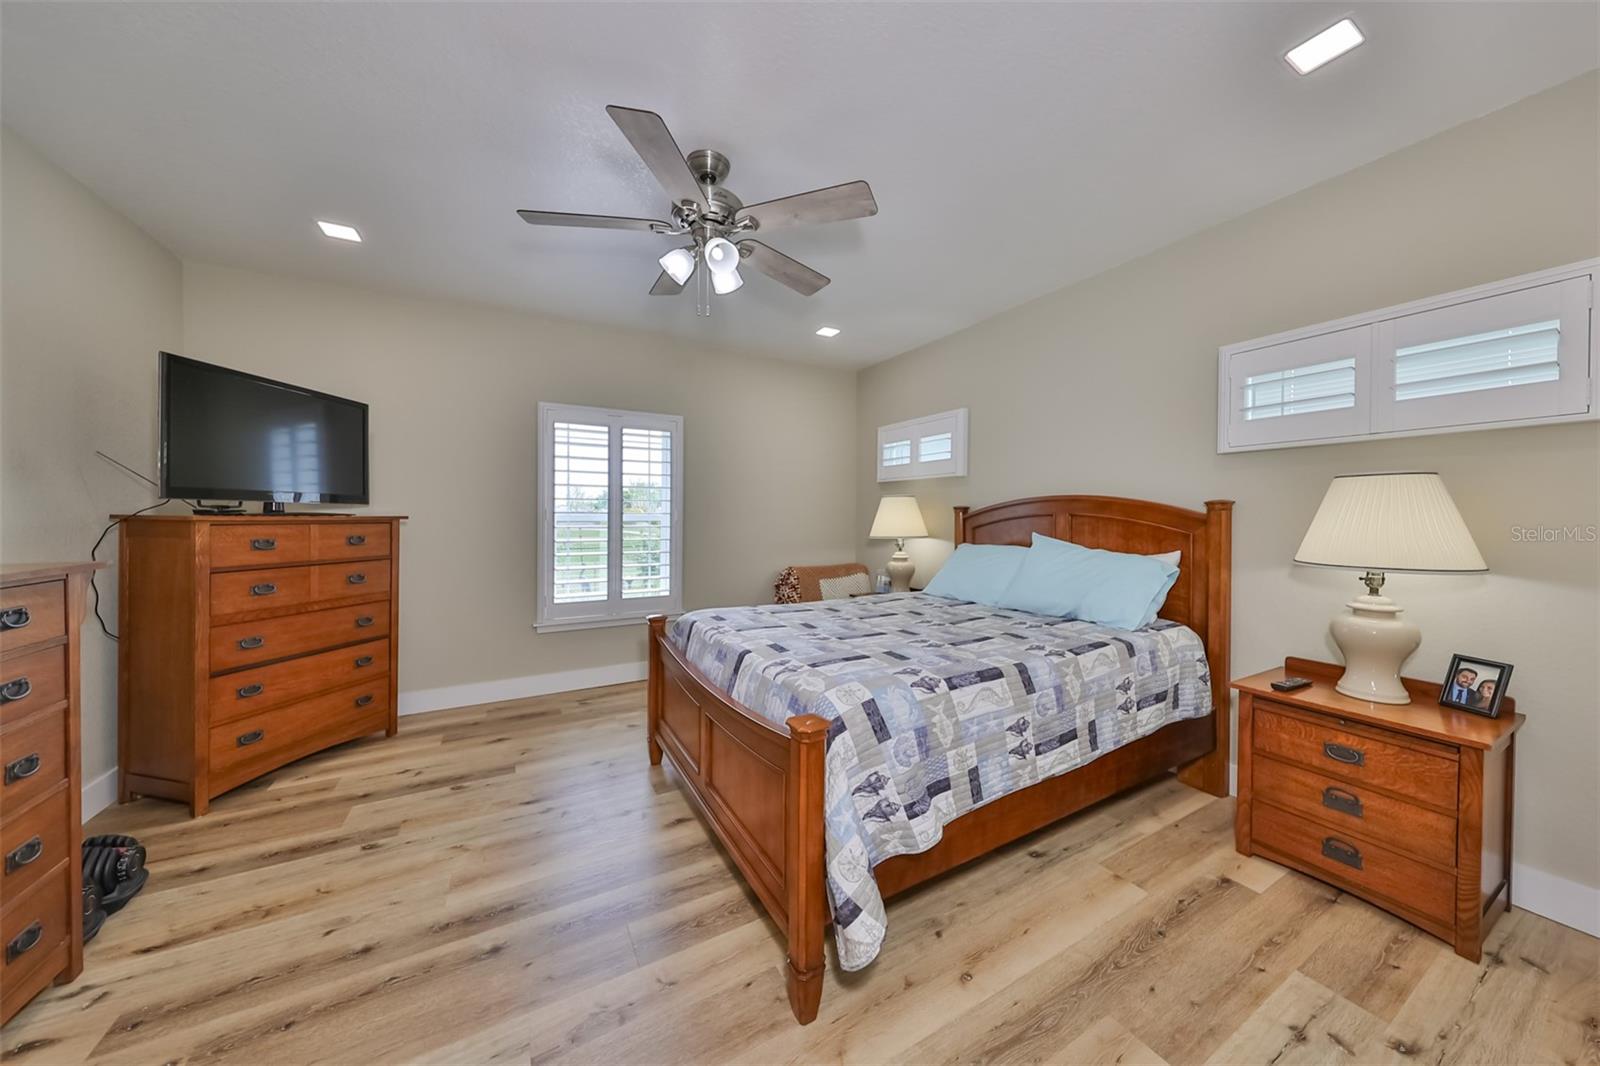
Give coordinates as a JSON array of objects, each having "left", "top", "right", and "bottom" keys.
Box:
[{"left": 1440, "top": 654, "right": 1514, "bottom": 718}]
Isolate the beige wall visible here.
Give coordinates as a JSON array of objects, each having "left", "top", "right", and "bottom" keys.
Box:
[
  {"left": 856, "top": 73, "right": 1600, "bottom": 891},
  {"left": 181, "top": 262, "right": 858, "bottom": 696},
  {"left": 1, "top": 128, "right": 185, "bottom": 793}
]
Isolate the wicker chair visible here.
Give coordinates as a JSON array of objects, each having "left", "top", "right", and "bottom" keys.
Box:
[{"left": 773, "top": 563, "right": 872, "bottom": 603}]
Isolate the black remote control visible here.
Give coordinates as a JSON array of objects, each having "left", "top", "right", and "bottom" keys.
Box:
[{"left": 1271, "top": 677, "right": 1313, "bottom": 692}]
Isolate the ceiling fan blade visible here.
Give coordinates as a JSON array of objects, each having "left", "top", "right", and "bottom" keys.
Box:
[
  {"left": 737, "top": 240, "right": 830, "bottom": 296},
  {"left": 737, "top": 180, "right": 877, "bottom": 233},
  {"left": 649, "top": 271, "right": 685, "bottom": 295},
  {"left": 605, "top": 105, "right": 708, "bottom": 208},
  {"left": 517, "top": 209, "right": 667, "bottom": 231}
]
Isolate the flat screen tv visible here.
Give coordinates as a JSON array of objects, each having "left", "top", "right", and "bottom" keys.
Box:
[{"left": 160, "top": 352, "right": 369, "bottom": 510}]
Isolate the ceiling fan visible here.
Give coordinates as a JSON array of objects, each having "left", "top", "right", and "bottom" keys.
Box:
[{"left": 518, "top": 105, "right": 878, "bottom": 314}]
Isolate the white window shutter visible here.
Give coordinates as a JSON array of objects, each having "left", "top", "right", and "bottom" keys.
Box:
[
  {"left": 877, "top": 409, "right": 968, "bottom": 481},
  {"left": 1223, "top": 326, "right": 1371, "bottom": 449}
]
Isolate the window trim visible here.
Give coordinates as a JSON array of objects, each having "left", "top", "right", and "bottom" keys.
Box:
[
  {"left": 1217, "top": 259, "right": 1597, "bottom": 453},
  {"left": 536, "top": 402, "right": 683, "bottom": 631}
]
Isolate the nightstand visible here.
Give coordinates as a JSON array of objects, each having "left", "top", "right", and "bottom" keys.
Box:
[{"left": 1233, "top": 656, "right": 1523, "bottom": 963}]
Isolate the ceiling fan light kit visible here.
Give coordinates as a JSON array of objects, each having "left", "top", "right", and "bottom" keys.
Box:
[{"left": 518, "top": 105, "right": 877, "bottom": 316}]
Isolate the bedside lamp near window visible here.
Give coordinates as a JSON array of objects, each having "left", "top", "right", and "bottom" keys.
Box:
[
  {"left": 1294, "top": 472, "right": 1486, "bottom": 704},
  {"left": 870, "top": 495, "right": 928, "bottom": 592}
]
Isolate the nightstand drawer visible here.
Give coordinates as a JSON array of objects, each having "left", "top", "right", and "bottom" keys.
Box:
[
  {"left": 1254, "top": 702, "right": 1458, "bottom": 810},
  {"left": 1252, "top": 800, "right": 1455, "bottom": 928},
  {"left": 1253, "top": 755, "right": 1457, "bottom": 868}
]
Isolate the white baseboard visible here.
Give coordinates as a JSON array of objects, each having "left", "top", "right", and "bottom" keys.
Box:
[
  {"left": 1224, "top": 761, "right": 1596, "bottom": 937},
  {"left": 397, "top": 660, "right": 648, "bottom": 717},
  {"left": 82, "top": 766, "right": 118, "bottom": 823},
  {"left": 1512, "top": 863, "right": 1600, "bottom": 937}
]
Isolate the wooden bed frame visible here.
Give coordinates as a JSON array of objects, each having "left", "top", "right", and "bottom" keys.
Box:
[{"left": 646, "top": 495, "right": 1232, "bottom": 1024}]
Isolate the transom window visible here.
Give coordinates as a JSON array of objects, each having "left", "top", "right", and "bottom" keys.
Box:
[{"left": 537, "top": 403, "right": 682, "bottom": 630}]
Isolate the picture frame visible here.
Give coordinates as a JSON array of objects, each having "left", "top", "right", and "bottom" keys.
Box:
[{"left": 1439, "top": 653, "right": 1513, "bottom": 718}]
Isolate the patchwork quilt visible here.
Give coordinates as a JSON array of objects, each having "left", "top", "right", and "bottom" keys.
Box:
[{"left": 668, "top": 592, "right": 1213, "bottom": 971}]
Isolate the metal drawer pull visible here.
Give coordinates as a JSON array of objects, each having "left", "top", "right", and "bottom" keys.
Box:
[
  {"left": 236, "top": 729, "right": 265, "bottom": 747},
  {"left": 4, "top": 753, "right": 41, "bottom": 785},
  {"left": 355, "top": 616, "right": 375, "bottom": 628},
  {"left": 237, "top": 683, "right": 264, "bottom": 699},
  {"left": 1322, "top": 741, "right": 1364, "bottom": 766},
  {"left": 0, "top": 677, "right": 31, "bottom": 703},
  {"left": 5, "top": 836, "right": 44, "bottom": 873},
  {"left": 6, "top": 921, "right": 43, "bottom": 962},
  {"left": 250, "top": 582, "right": 278, "bottom": 597},
  {"left": 250, "top": 537, "right": 277, "bottom": 551},
  {"left": 1322, "top": 786, "right": 1363, "bottom": 818},
  {"left": 346, "top": 534, "right": 366, "bottom": 546},
  {"left": 237, "top": 635, "right": 265, "bottom": 650},
  {"left": 0, "top": 606, "right": 31, "bottom": 630},
  {"left": 346, "top": 572, "right": 367, "bottom": 585},
  {"left": 355, "top": 694, "right": 375, "bottom": 707},
  {"left": 354, "top": 655, "right": 374, "bottom": 668},
  {"left": 1321, "top": 837, "right": 1363, "bottom": 870}
]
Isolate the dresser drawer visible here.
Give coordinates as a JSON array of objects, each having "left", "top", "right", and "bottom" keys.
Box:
[
  {"left": 311, "top": 559, "right": 390, "bottom": 602},
  {"left": 1253, "top": 800, "right": 1455, "bottom": 928},
  {"left": 0, "top": 581, "right": 65, "bottom": 657},
  {"left": 0, "top": 708, "right": 68, "bottom": 814},
  {"left": 313, "top": 523, "right": 391, "bottom": 561},
  {"left": 1254, "top": 755, "right": 1457, "bottom": 868},
  {"left": 211, "top": 602, "right": 390, "bottom": 672},
  {"left": 209, "top": 639, "right": 390, "bottom": 724},
  {"left": 211, "top": 565, "right": 316, "bottom": 617},
  {"left": 209, "top": 680, "right": 388, "bottom": 794},
  {"left": 0, "top": 785, "right": 70, "bottom": 908},
  {"left": 0, "top": 863, "right": 70, "bottom": 994},
  {"left": 1254, "top": 703, "right": 1458, "bottom": 810},
  {"left": 0, "top": 644, "right": 67, "bottom": 727},
  {"left": 211, "top": 524, "right": 313, "bottom": 569}
]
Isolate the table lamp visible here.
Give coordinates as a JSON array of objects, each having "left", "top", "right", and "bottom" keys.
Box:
[
  {"left": 1294, "top": 472, "right": 1486, "bottom": 704},
  {"left": 870, "top": 495, "right": 928, "bottom": 592}
]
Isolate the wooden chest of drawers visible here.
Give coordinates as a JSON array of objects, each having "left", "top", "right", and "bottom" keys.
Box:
[
  {"left": 0, "top": 562, "right": 101, "bottom": 1025},
  {"left": 116, "top": 515, "right": 403, "bottom": 816},
  {"left": 1234, "top": 658, "right": 1523, "bottom": 963}
]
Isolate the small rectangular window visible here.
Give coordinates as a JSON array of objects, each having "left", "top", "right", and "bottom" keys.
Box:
[
  {"left": 878, "top": 409, "right": 968, "bottom": 481},
  {"left": 918, "top": 432, "right": 954, "bottom": 462},
  {"left": 1243, "top": 358, "right": 1357, "bottom": 420},
  {"left": 881, "top": 440, "right": 912, "bottom": 467}
]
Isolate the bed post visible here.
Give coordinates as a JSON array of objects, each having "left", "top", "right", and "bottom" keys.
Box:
[
  {"left": 1177, "top": 500, "right": 1233, "bottom": 797},
  {"left": 646, "top": 614, "right": 665, "bottom": 766},
  {"left": 952, "top": 505, "right": 970, "bottom": 545},
  {"left": 785, "top": 713, "right": 829, "bottom": 1025}
]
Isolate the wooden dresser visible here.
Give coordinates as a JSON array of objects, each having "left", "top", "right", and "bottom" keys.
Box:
[
  {"left": 1, "top": 562, "right": 101, "bottom": 1025},
  {"left": 1234, "top": 657, "right": 1523, "bottom": 962},
  {"left": 117, "top": 515, "right": 404, "bottom": 816}
]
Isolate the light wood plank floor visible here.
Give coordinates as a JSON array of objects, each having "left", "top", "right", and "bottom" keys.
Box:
[{"left": 3, "top": 683, "right": 1594, "bottom": 1064}]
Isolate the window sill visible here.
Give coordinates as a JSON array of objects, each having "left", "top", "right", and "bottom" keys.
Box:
[{"left": 533, "top": 612, "right": 676, "bottom": 634}]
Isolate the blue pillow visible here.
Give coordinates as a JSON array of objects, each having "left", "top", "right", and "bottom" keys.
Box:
[
  {"left": 998, "top": 533, "right": 1179, "bottom": 630},
  {"left": 922, "top": 544, "right": 1027, "bottom": 606}
]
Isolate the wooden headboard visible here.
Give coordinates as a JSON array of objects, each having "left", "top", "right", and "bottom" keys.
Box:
[{"left": 955, "top": 494, "right": 1234, "bottom": 791}]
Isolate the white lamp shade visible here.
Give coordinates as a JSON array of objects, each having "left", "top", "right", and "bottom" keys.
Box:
[
  {"left": 703, "top": 237, "right": 739, "bottom": 275},
  {"left": 711, "top": 266, "right": 743, "bottom": 295},
  {"left": 1295, "top": 472, "right": 1486, "bottom": 573},
  {"left": 658, "top": 247, "right": 695, "bottom": 285},
  {"left": 869, "top": 495, "right": 928, "bottom": 540}
]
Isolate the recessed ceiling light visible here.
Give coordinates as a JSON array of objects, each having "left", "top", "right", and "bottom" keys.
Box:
[
  {"left": 815, "top": 326, "right": 841, "bottom": 338},
  {"left": 1285, "top": 18, "right": 1364, "bottom": 75},
  {"left": 316, "top": 220, "right": 362, "bottom": 242}
]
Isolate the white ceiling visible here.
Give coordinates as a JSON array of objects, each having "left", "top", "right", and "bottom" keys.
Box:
[{"left": 3, "top": 3, "right": 1595, "bottom": 368}]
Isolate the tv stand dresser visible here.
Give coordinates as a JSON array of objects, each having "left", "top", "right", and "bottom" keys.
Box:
[{"left": 116, "top": 514, "right": 404, "bottom": 815}]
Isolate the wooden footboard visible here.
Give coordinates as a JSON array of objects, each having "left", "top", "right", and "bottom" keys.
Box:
[
  {"left": 645, "top": 493, "right": 1232, "bottom": 1025},
  {"left": 647, "top": 615, "right": 828, "bottom": 1022}
]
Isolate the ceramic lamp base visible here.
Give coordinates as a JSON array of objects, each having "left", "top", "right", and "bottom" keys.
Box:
[
  {"left": 886, "top": 551, "right": 915, "bottom": 593},
  {"left": 1329, "top": 594, "right": 1420, "bottom": 705}
]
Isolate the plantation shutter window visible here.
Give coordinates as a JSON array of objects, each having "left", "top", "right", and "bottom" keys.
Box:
[
  {"left": 1223, "top": 326, "right": 1370, "bottom": 449},
  {"left": 538, "top": 403, "right": 683, "bottom": 630},
  {"left": 1372, "top": 276, "right": 1592, "bottom": 433},
  {"left": 877, "top": 408, "right": 968, "bottom": 481}
]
